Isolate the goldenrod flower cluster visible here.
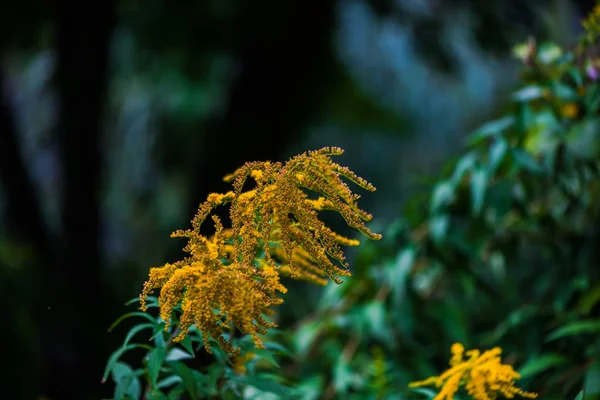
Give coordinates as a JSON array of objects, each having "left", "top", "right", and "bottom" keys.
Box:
[
  {"left": 409, "top": 343, "right": 538, "bottom": 400},
  {"left": 582, "top": 4, "right": 600, "bottom": 35},
  {"left": 140, "top": 147, "right": 381, "bottom": 355}
]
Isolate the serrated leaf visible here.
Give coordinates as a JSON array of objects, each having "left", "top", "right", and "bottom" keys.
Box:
[
  {"left": 518, "top": 354, "right": 569, "bottom": 379},
  {"left": 546, "top": 319, "right": 600, "bottom": 342}
]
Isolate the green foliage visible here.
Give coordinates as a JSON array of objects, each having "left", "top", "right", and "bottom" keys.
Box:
[
  {"left": 103, "top": 297, "right": 298, "bottom": 399},
  {"left": 105, "top": 7, "right": 600, "bottom": 400},
  {"left": 279, "top": 24, "right": 600, "bottom": 400}
]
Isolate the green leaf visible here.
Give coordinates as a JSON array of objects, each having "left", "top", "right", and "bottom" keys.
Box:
[
  {"left": 511, "top": 149, "right": 543, "bottom": 174},
  {"left": 112, "top": 362, "right": 142, "bottom": 400},
  {"left": 430, "top": 182, "right": 454, "bottom": 213},
  {"left": 537, "top": 42, "right": 563, "bottom": 64},
  {"left": 577, "top": 284, "right": 600, "bottom": 316},
  {"left": 123, "top": 323, "right": 154, "bottom": 347},
  {"left": 108, "top": 311, "right": 156, "bottom": 332},
  {"left": 488, "top": 139, "right": 508, "bottom": 174},
  {"left": 146, "top": 390, "right": 168, "bottom": 400},
  {"left": 234, "top": 375, "right": 294, "bottom": 396},
  {"left": 148, "top": 347, "right": 167, "bottom": 388},
  {"left": 518, "top": 353, "right": 569, "bottom": 379},
  {"left": 546, "top": 319, "right": 600, "bottom": 342},
  {"left": 157, "top": 375, "right": 182, "bottom": 389},
  {"left": 103, "top": 344, "right": 153, "bottom": 383},
  {"left": 333, "top": 357, "right": 353, "bottom": 393},
  {"left": 169, "top": 361, "right": 201, "bottom": 400},
  {"left": 584, "top": 84, "right": 600, "bottom": 113},
  {"left": 252, "top": 348, "right": 280, "bottom": 368},
  {"left": 179, "top": 335, "right": 196, "bottom": 358},
  {"left": 264, "top": 342, "right": 296, "bottom": 360},
  {"left": 584, "top": 359, "right": 600, "bottom": 400},
  {"left": 470, "top": 167, "right": 487, "bottom": 216},
  {"left": 467, "top": 116, "right": 515, "bottom": 145},
  {"left": 451, "top": 152, "right": 477, "bottom": 183},
  {"left": 207, "top": 362, "right": 224, "bottom": 396},
  {"left": 429, "top": 214, "right": 449, "bottom": 244},
  {"left": 409, "top": 387, "right": 437, "bottom": 399},
  {"left": 512, "top": 86, "right": 546, "bottom": 102},
  {"left": 166, "top": 347, "right": 193, "bottom": 362}
]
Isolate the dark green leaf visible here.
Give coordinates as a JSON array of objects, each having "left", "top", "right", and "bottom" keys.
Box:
[
  {"left": 584, "top": 359, "right": 600, "bottom": 400},
  {"left": 234, "top": 375, "right": 295, "bottom": 396},
  {"left": 252, "top": 348, "right": 280, "bottom": 368},
  {"left": 169, "top": 361, "right": 201, "bottom": 400},
  {"left": 546, "top": 320, "right": 600, "bottom": 342},
  {"left": 409, "top": 387, "right": 437, "bottom": 399},
  {"left": 518, "top": 354, "right": 569, "bottom": 379},
  {"left": 112, "top": 362, "right": 142, "bottom": 400},
  {"left": 123, "top": 323, "right": 154, "bottom": 347},
  {"left": 430, "top": 182, "right": 454, "bottom": 214},
  {"left": 512, "top": 149, "right": 544, "bottom": 174},
  {"left": 470, "top": 167, "right": 487, "bottom": 216},
  {"left": 179, "top": 335, "right": 196, "bottom": 358},
  {"left": 103, "top": 344, "right": 153, "bottom": 383},
  {"left": 157, "top": 375, "right": 182, "bottom": 389},
  {"left": 109, "top": 312, "right": 156, "bottom": 333},
  {"left": 467, "top": 116, "right": 515, "bottom": 145},
  {"left": 148, "top": 347, "right": 167, "bottom": 388},
  {"left": 488, "top": 139, "right": 507, "bottom": 174}
]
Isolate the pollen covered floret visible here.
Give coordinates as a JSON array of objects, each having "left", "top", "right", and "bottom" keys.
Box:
[
  {"left": 140, "top": 147, "right": 382, "bottom": 354},
  {"left": 409, "top": 343, "right": 537, "bottom": 400}
]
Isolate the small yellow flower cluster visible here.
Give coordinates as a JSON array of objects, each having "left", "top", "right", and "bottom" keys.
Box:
[
  {"left": 409, "top": 343, "right": 537, "bottom": 400},
  {"left": 561, "top": 102, "right": 579, "bottom": 119},
  {"left": 140, "top": 147, "right": 381, "bottom": 355},
  {"left": 582, "top": 4, "right": 600, "bottom": 34}
]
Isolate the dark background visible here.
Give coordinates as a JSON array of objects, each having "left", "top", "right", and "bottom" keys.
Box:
[{"left": 0, "top": 1, "right": 596, "bottom": 399}]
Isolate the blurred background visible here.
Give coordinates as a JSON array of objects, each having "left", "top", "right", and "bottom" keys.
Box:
[{"left": 0, "top": 0, "right": 596, "bottom": 399}]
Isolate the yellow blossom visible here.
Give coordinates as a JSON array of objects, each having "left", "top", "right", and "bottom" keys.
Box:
[
  {"left": 140, "top": 147, "right": 381, "bottom": 355},
  {"left": 409, "top": 343, "right": 537, "bottom": 400},
  {"left": 561, "top": 102, "right": 579, "bottom": 119}
]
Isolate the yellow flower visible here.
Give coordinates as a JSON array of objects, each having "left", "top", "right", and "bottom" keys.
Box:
[
  {"left": 409, "top": 343, "right": 537, "bottom": 400},
  {"left": 561, "top": 102, "right": 579, "bottom": 119},
  {"left": 140, "top": 147, "right": 381, "bottom": 355}
]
